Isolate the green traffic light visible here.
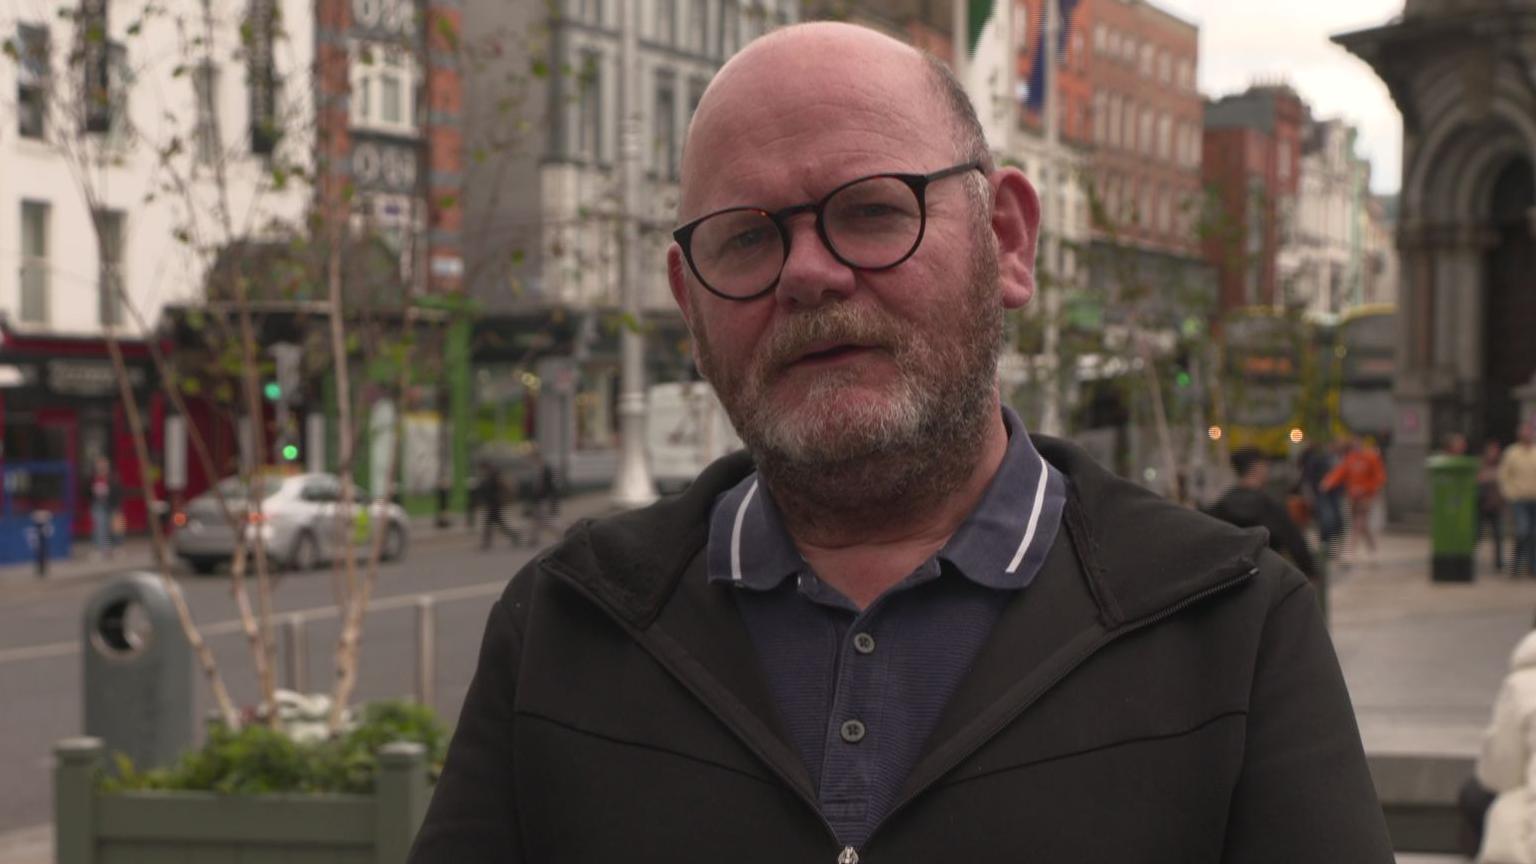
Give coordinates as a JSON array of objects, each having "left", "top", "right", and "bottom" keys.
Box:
[
  {"left": 263, "top": 381, "right": 282, "bottom": 401},
  {"left": 1176, "top": 372, "right": 1192, "bottom": 388},
  {"left": 281, "top": 444, "right": 299, "bottom": 461}
]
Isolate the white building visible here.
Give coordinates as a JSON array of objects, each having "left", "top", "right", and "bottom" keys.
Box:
[
  {"left": 1, "top": 0, "right": 313, "bottom": 338},
  {"left": 1278, "top": 117, "right": 1398, "bottom": 315},
  {"left": 464, "top": 0, "right": 796, "bottom": 487}
]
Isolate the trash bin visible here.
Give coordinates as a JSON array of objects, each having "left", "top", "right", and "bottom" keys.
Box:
[
  {"left": 1428, "top": 454, "right": 1480, "bottom": 583},
  {"left": 83, "top": 573, "right": 193, "bottom": 772}
]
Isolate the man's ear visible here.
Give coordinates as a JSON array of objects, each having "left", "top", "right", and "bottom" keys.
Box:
[
  {"left": 990, "top": 167, "right": 1041, "bottom": 310},
  {"left": 667, "top": 244, "right": 703, "bottom": 369}
]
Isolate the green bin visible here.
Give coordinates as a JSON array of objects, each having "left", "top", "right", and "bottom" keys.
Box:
[{"left": 1428, "top": 454, "right": 1479, "bottom": 582}]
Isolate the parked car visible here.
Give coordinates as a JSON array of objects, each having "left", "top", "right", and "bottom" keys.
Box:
[{"left": 173, "top": 473, "right": 409, "bottom": 575}]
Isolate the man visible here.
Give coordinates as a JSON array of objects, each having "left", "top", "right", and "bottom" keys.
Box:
[
  {"left": 473, "top": 462, "right": 524, "bottom": 550},
  {"left": 87, "top": 456, "right": 121, "bottom": 559},
  {"left": 410, "top": 23, "right": 1390, "bottom": 862},
  {"left": 1208, "top": 448, "right": 1316, "bottom": 580},
  {"left": 1501, "top": 422, "right": 1536, "bottom": 576}
]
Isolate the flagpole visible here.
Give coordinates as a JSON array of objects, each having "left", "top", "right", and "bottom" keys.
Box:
[{"left": 1039, "top": 0, "right": 1064, "bottom": 436}]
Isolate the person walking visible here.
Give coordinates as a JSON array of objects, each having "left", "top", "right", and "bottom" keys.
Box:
[
  {"left": 1325, "top": 435, "right": 1388, "bottom": 565},
  {"left": 474, "top": 463, "right": 524, "bottom": 550},
  {"left": 1481, "top": 440, "right": 1508, "bottom": 573},
  {"left": 87, "top": 456, "right": 121, "bottom": 559},
  {"left": 1500, "top": 422, "right": 1536, "bottom": 576},
  {"left": 1208, "top": 448, "right": 1317, "bottom": 581},
  {"left": 1300, "top": 441, "right": 1343, "bottom": 560},
  {"left": 523, "top": 448, "right": 560, "bottom": 548}
]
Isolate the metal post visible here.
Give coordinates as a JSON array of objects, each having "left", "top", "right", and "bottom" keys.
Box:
[
  {"left": 282, "top": 614, "right": 308, "bottom": 693},
  {"left": 414, "top": 595, "right": 436, "bottom": 707},
  {"left": 375, "top": 742, "right": 428, "bottom": 864},
  {"left": 611, "top": 0, "right": 657, "bottom": 509},
  {"left": 54, "top": 738, "right": 102, "bottom": 864},
  {"left": 1038, "top": 0, "right": 1065, "bottom": 437}
]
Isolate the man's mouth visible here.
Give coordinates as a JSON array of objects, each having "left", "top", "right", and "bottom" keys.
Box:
[{"left": 789, "top": 341, "right": 876, "bottom": 367}]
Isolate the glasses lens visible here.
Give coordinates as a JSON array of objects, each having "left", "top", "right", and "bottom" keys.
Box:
[
  {"left": 823, "top": 176, "right": 923, "bottom": 268},
  {"left": 689, "top": 209, "right": 785, "bottom": 297}
]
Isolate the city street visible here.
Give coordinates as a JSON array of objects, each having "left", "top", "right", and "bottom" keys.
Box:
[
  {"left": 0, "top": 517, "right": 1531, "bottom": 860},
  {"left": 0, "top": 508, "right": 603, "bottom": 840}
]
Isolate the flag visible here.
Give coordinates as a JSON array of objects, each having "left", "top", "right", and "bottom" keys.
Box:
[
  {"left": 957, "top": 0, "right": 1014, "bottom": 151},
  {"left": 1024, "top": 0, "right": 1081, "bottom": 114}
]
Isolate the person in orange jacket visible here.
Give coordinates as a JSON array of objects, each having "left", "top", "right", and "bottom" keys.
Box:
[{"left": 1324, "top": 435, "right": 1388, "bottom": 563}]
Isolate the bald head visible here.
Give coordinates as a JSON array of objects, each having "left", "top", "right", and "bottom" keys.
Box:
[{"left": 678, "top": 22, "right": 989, "bottom": 219}]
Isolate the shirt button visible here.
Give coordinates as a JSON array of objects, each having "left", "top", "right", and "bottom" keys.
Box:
[
  {"left": 853, "top": 632, "right": 876, "bottom": 655},
  {"left": 840, "top": 719, "right": 867, "bottom": 744}
]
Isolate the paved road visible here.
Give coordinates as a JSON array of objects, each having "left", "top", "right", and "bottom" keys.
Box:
[{"left": 0, "top": 527, "right": 545, "bottom": 837}]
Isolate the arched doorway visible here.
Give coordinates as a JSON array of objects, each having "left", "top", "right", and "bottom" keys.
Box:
[{"left": 1482, "top": 158, "right": 1536, "bottom": 443}]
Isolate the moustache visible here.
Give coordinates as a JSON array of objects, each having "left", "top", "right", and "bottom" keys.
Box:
[{"left": 758, "top": 305, "right": 903, "bottom": 374}]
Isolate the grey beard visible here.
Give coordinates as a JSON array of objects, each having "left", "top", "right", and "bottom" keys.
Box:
[{"left": 696, "top": 239, "right": 1005, "bottom": 519}]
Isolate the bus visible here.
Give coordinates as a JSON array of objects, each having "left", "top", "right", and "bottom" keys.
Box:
[
  {"left": 1331, "top": 304, "right": 1397, "bottom": 445},
  {"left": 1217, "top": 307, "right": 1329, "bottom": 459}
]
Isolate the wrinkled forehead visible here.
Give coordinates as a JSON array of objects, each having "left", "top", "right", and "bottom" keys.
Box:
[{"left": 679, "top": 32, "right": 951, "bottom": 218}]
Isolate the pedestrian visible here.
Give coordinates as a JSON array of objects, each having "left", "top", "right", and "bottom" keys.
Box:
[
  {"left": 1325, "top": 434, "right": 1388, "bottom": 565},
  {"left": 473, "top": 462, "right": 523, "bottom": 550},
  {"left": 1481, "top": 440, "right": 1508, "bottom": 573},
  {"left": 1471, "top": 628, "right": 1536, "bottom": 863},
  {"left": 1207, "top": 448, "right": 1317, "bottom": 581},
  {"left": 523, "top": 447, "right": 560, "bottom": 548},
  {"left": 410, "top": 23, "right": 1392, "bottom": 862},
  {"left": 1301, "top": 440, "right": 1343, "bottom": 559},
  {"left": 1500, "top": 421, "right": 1536, "bottom": 576},
  {"left": 87, "top": 456, "right": 121, "bottom": 560}
]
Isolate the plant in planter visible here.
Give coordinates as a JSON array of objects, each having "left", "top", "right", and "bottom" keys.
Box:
[{"left": 57, "top": 701, "right": 445, "bottom": 864}]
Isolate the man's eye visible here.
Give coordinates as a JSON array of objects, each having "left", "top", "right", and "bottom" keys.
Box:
[{"left": 723, "top": 227, "right": 771, "bottom": 252}]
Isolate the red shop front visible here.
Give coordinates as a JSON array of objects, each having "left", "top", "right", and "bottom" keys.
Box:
[{"left": 0, "top": 323, "right": 165, "bottom": 538}]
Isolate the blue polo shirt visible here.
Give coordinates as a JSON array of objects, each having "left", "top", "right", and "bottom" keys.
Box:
[{"left": 705, "top": 407, "right": 1067, "bottom": 848}]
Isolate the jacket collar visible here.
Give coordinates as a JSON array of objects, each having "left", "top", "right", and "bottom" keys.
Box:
[{"left": 544, "top": 436, "right": 1267, "bottom": 632}]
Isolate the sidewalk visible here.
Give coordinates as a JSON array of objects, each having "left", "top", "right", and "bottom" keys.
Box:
[{"left": 0, "top": 492, "right": 622, "bottom": 598}]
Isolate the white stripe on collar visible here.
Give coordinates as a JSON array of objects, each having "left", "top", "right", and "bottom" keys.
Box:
[
  {"left": 731, "top": 479, "right": 760, "bottom": 582},
  {"left": 1005, "top": 450, "right": 1050, "bottom": 574}
]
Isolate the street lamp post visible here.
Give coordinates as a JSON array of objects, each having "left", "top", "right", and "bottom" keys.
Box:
[
  {"left": 611, "top": 0, "right": 657, "bottom": 508},
  {"left": 1038, "top": 0, "right": 1065, "bottom": 437}
]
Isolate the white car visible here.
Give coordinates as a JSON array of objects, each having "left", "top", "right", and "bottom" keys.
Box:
[{"left": 173, "top": 473, "right": 409, "bottom": 574}]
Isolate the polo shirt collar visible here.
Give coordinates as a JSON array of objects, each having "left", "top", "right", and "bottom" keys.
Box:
[{"left": 706, "top": 406, "right": 1066, "bottom": 593}]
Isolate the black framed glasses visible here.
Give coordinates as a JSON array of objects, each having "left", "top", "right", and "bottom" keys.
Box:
[{"left": 672, "top": 161, "right": 985, "bottom": 301}]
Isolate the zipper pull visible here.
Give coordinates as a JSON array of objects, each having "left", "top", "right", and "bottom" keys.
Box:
[{"left": 838, "top": 847, "right": 859, "bottom": 864}]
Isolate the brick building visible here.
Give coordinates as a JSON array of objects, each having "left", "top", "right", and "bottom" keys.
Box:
[{"left": 1201, "top": 84, "right": 1305, "bottom": 311}]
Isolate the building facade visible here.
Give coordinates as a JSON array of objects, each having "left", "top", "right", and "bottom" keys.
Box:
[
  {"left": 1277, "top": 117, "right": 1399, "bottom": 316},
  {"left": 464, "top": 0, "right": 796, "bottom": 487},
  {"left": 1338, "top": 0, "right": 1536, "bottom": 519},
  {"left": 1200, "top": 85, "right": 1305, "bottom": 312}
]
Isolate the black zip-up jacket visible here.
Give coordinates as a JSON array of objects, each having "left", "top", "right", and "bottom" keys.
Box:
[{"left": 409, "top": 437, "right": 1393, "bottom": 863}]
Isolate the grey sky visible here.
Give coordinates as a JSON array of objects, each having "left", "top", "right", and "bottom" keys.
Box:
[{"left": 1157, "top": 0, "right": 1405, "bottom": 195}]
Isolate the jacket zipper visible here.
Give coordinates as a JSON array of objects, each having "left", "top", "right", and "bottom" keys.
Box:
[
  {"left": 855, "top": 563, "right": 1261, "bottom": 850},
  {"left": 838, "top": 847, "right": 859, "bottom": 863}
]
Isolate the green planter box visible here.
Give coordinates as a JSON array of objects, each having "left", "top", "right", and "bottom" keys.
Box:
[{"left": 54, "top": 737, "right": 428, "bottom": 864}]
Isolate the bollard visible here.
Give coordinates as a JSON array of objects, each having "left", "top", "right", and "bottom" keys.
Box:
[
  {"left": 28, "top": 510, "right": 53, "bottom": 578},
  {"left": 415, "top": 596, "right": 436, "bottom": 707},
  {"left": 375, "top": 742, "right": 428, "bottom": 864},
  {"left": 282, "top": 614, "right": 309, "bottom": 693},
  {"left": 54, "top": 737, "right": 103, "bottom": 864},
  {"left": 82, "top": 574, "right": 193, "bottom": 773}
]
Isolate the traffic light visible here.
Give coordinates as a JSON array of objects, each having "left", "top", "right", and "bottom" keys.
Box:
[
  {"left": 281, "top": 443, "right": 300, "bottom": 461},
  {"left": 263, "top": 380, "right": 282, "bottom": 401}
]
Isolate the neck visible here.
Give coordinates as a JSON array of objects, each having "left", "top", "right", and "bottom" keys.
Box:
[{"left": 762, "top": 406, "right": 1011, "bottom": 608}]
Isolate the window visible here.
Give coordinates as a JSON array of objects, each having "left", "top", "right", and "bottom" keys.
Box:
[
  {"left": 1159, "top": 51, "right": 1170, "bottom": 84},
  {"left": 691, "top": 0, "right": 708, "bottom": 53},
  {"left": 193, "top": 62, "right": 220, "bottom": 164},
  {"left": 720, "top": 1, "right": 738, "bottom": 57},
  {"left": 655, "top": 71, "right": 677, "bottom": 179},
  {"left": 656, "top": 0, "right": 675, "bottom": 45},
  {"left": 1278, "top": 142, "right": 1292, "bottom": 183},
  {"left": 17, "top": 24, "right": 48, "bottom": 139},
  {"left": 351, "top": 43, "right": 416, "bottom": 134},
  {"left": 95, "top": 209, "right": 124, "bottom": 327},
  {"left": 576, "top": 50, "right": 602, "bottom": 162},
  {"left": 1094, "top": 24, "right": 1105, "bottom": 54},
  {"left": 1157, "top": 114, "right": 1171, "bottom": 162},
  {"left": 20, "top": 201, "right": 49, "bottom": 325},
  {"left": 1092, "top": 92, "right": 1106, "bottom": 144}
]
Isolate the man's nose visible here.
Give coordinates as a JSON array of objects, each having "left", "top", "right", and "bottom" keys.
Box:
[{"left": 775, "top": 216, "right": 858, "bottom": 309}]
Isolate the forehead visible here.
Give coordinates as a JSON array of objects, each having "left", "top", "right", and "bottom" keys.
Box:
[{"left": 681, "top": 36, "right": 953, "bottom": 216}]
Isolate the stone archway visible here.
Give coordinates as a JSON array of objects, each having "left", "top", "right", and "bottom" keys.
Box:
[{"left": 1484, "top": 158, "right": 1536, "bottom": 443}]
